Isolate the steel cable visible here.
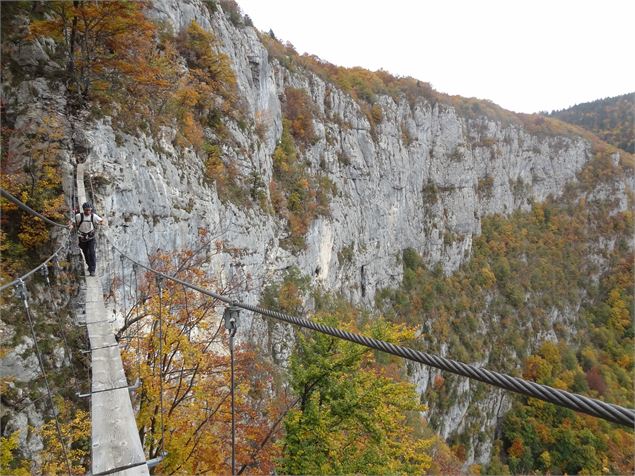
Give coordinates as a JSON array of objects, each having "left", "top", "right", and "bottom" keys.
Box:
[
  {"left": 1, "top": 188, "right": 70, "bottom": 228},
  {"left": 40, "top": 265, "right": 79, "bottom": 383},
  {"left": 0, "top": 240, "right": 71, "bottom": 292},
  {"left": 101, "top": 231, "right": 635, "bottom": 428},
  {"left": 15, "top": 280, "right": 73, "bottom": 475},
  {"left": 156, "top": 276, "right": 166, "bottom": 458}
]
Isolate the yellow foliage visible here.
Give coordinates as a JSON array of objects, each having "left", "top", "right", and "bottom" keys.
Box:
[
  {"left": 36, "top": 397, "right": 90, "bottom": 475},
  {"left": 539, "top": 451, "right": 552, "bottom": 469},
  {"left": 480, "top": 266, "right": 497, "bottom": 287},
  {"left": 607, "top": 287, "right": 630, "bottom": 332},
  {"left": 523, "top": 355, "right": 552, "bottom": 382},
  {"left": 0, "top": 431, "right": 30, "bottom": 475},
  {"left": 538, "top": 341, "right": 561, "bottom": 365},
  {"left": 617, "top": 354, "right": 633, "bottom": 369}
]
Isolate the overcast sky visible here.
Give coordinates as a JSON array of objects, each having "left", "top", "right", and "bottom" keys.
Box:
[{"left": 237, "top": 0, "right": 634, "bottom": 114}]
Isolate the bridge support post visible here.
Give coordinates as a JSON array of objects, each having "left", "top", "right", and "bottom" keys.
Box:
[{"left": 223, "top": 305, "right": 240, "bottom": 476}]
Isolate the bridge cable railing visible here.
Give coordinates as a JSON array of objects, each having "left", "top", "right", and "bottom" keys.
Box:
[
  {"left": 1, "top": 186, "right": 101, "bottom": 474},
  {"left": 40, "top": 262, "right": 81, "bottom": 384},
  {"left": 105, "top": 246, "right": 167, "bottom": 463},
  {"left": 0, "top": 239, "right": 71, "bottom": 292},
  {"left": 101, "top": 230, "right": 635, "bottom": 429},
  {"left": 2, "top": 261, "right": 85, "bottom": 474},
  {"left": 1, "top": 188, "right": 70, "bottom": 228}
]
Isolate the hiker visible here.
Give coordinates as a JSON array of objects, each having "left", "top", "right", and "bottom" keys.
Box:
[{"left": 71, "top": 202, "right": 104, "bottom": 277}]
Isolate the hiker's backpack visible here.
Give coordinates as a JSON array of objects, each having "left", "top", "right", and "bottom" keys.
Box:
[{"left": 77, "top": 212, "right": 96, "bottom": 242}]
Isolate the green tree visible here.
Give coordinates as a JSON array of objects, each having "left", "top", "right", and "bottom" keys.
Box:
[{"left": 278, "top": 304, "right": 433, "bottom": 474}]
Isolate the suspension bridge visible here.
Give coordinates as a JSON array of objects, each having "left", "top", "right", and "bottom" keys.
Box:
[{"left": 1, "top": 161, "right": 633, "bottom": 474}]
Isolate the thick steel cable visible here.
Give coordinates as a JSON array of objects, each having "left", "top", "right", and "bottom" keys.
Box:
[
  {"left": 101, "top": 231, "right": 635, "bottom": 428},
  {"left": 0, "top": 187, "right": 69, "bottom": 228},
  {"left": 15, "top": 280, "right": 73, "bottom": 475}
]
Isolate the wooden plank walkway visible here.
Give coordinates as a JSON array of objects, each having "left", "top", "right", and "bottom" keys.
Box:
[{"left": 77, "top": 163, "right": 149, "bottom": 475}]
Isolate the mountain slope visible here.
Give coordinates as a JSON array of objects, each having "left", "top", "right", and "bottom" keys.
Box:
[{"left": 549, "top": 93, "right": 635, "bottom": 153}]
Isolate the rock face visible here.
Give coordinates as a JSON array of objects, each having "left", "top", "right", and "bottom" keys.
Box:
[
  {"left": 2, "top": 0, "right": 630, "bottom": 466},
  {"left": 94, "top": 1, "right": 592, "bottom": 307}
]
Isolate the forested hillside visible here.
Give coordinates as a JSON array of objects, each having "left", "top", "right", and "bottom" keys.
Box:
[
  {"left": 549, "top": 93, "right": 634, "bottom": 153},
  {"left": 378, "top": 145, "right": 634, "bottom": 474}
]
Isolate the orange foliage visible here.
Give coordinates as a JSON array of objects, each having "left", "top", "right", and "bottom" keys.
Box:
[
  {"left": 508, "top": 438, "right": 525, "bottom": 459},
  {"left": 121, "top": 250, "right": 291, "bottom": 474},
  {"left": 282, "top": 88, "right": 316, "bottom": 145},
  {"left": 30, "top": 1, "right": 176, "bottom": 117}
]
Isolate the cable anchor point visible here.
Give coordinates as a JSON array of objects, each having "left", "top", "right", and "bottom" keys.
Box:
[
  {"left": 40, "top": 264, "right": 50, "bottom": 285},
  {"left": 223, "top": 304, "right": 240, "bottom": 337},
  {"left": 15, "top": 279, "right": 28, "bottom": 308}
]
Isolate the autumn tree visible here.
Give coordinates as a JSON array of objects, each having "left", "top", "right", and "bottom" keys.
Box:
[
  {"left": 0, "top": 431, "right": 30, "bottom": 476},
  {"left": 268, "top": 122, "right": 334, "bottom": 251},
  {"left": 119, "top": 244, "right": 289, "bottom": 474},
  {"left": 30, "top": 1, "right": 174, "bottom": 109},
  {"left": 282, "top": 87, "right": 316, "bottom": 145},
  {"left": 0, "top": 111, "right": 67, "bottom": 277},
  {"left": 34, "top": 397, "right": 90, "bottom": 475}
]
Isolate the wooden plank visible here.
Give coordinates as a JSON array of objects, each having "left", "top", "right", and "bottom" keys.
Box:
[{"left": 86, "top": 276, "right": 148, "bottom": 475}]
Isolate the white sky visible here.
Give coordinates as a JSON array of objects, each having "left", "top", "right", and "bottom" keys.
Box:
[{"left": 236, "top": 0, "right": 634, "bottom": 114}]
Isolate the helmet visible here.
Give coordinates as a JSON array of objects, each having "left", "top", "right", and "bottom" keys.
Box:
[{"left": 82, "top": 202, "right": 92, "bottom": 210}]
